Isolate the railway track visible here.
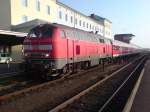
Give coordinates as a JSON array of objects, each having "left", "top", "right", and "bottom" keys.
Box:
[
  {"left": 0, "top": 60, "right": 118, "bottom": 97},
  {"left": 0, "top": 55, "right": 141, "bottom": 112},
  {"left": 0, "top": 54, "right": 139, "bottom": 96},
  {"left": 0, "top": 72, "right": 35, "bottom": 96},
  {"left": 0, "top": 63, "right": 103, "bottom": 97},
  {"left": 0, "top": 71, "right": 22, "bottom": 77},
  {"left": 0, "top": 56, "right": 125, "bottom": 97},
  {"left": 48, "top": 55, "right": 147, "bottom": 112}
]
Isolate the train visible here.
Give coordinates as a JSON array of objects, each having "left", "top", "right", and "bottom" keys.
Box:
[{"left": 23, "top": 23, "right": 141, "bottom": 79}]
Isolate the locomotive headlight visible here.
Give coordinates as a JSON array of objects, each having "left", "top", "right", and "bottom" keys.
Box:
[
  {"left": 45, "top": 53, "right": 49, "bottom": 57},
  {"left": 24, "top": 53, "right": 28, "bottom": 56}
]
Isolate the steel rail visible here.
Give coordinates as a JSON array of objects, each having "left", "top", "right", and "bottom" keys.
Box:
[
  {"left": 0, "top": 71, "right": 23, "bottom": 79},
  {"left": 49, "top": 55, "right": 145, "bottom": 112},
  {"left": 0, "top": 59, "right": 118, "bottom": 102},
  {"left": 98, "top": 56, "right": 146, "bottom": 112}
]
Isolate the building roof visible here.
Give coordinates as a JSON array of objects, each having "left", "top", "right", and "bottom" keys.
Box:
[
  {"left": 11, "top": 19, "right": 50, "bottom": 31},
  {"left": 0, "top": 30, "right": 26, "bottom": 45},
  {"left": 114, "top": 33, "right": 135, "bottom": 43},
  {"left": 90, "top": 14, "right": 112, "bottom": 23},
  {"left": 0, "top": 30, "right": 27, "bottom": 37},
  {"left": 114, "top": 34, "right": 135, "bottom": 37}
]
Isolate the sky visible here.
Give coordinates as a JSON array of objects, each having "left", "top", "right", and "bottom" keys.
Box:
[{"left": 59, "top": 0, "right": 150, "bottom": 48}]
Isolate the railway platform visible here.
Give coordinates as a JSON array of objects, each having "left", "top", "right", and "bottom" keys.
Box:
[{"left": 123, "top": 59, "right": 150, "bottom": 112}]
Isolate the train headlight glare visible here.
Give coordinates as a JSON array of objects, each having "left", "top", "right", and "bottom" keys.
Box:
[{"left": 45, "top": 53, "right": 49, "bottom": 57}]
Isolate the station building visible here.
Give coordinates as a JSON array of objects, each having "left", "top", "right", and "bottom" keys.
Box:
[
  {"left": 0, "top": 0, "right": 112, "bottom": 62},
  {"left": 0, "top": 0, "right": 112, "bottom": 38}
]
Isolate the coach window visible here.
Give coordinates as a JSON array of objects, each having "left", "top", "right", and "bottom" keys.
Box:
[{"left": 61, "top": 30, "right": 65, "bottom": 38}]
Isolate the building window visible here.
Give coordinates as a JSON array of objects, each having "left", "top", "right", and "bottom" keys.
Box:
[
  {"left": 92, "top": 26, "right": 94, "bottom": 30},
  {"left": 36, "top": 0, "right": 40, "bottom": 11},
  {"left": 46, "top": 5, "right": 50, "bottom": 15},
  {"left": 65, "top": 14, "right": 68, "bottom": 22},
  {"left": 99, "top": 29, "right": 101, "bottom": 33},
  {"left": 87, "top": 23, "right": 88, "bottom": 28},
  {"left": 79, "top": 20, "right": 81, "bottom": 26},
  {"left": 90, "top": 24, "right": 91, "bottom": 29},
  {"left": 59, "top": 11, "right": 62, "bottom": 19},
  {"left": 71, "top": 16, "right": 73, "bottom": 23},
  {"left": 83, "top": 22, "right": 85, "bottom": 27},
  {"left": 22, "top": 15, "right": 28, "bottom": 23},
  {"left": 21, "top": 0, "right": 28, "bottom": 7},
  {"left": 75, "top": 18, "right": 77, "bottom": 25}
]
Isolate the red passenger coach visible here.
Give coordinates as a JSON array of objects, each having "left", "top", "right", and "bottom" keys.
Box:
[
  {"left": 112, "top": 39, "right": 140, "bottom": 57},
  {"left": 23, "top": 24, "right": 112, "bottom": 78}
]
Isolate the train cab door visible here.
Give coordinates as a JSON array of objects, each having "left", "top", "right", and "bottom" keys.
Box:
[{"left": 66, "top": 30, "right": 74, "bottom": 64}]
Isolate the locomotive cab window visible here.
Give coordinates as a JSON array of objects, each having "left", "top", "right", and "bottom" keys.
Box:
[
  {"left": 27, "top": 24, "right": 53, "bottom": 38},
  {"left": 61, "top": 30, "right": 65, "bottom": 38}
]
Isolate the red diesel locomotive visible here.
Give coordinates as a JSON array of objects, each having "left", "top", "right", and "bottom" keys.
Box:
[{"left": 23, "top": 23, "right": 140, "bottom": 78}]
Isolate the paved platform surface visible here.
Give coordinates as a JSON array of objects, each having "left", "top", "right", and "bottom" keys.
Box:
[{"left": 131, "top": 59, "right": 150, "bottom": 112}]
